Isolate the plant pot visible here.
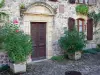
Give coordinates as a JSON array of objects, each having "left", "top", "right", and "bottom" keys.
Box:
[
  {"left": 20, "top": 8, "right": 25, "bottom": 17},
  {"left": 26, "top": 55, "right": 32, "bottom": 63},
  {"left": 67, "top": 51, "right": 82, "bottom": 60},
  {"left": 9, "top": 62, "right": 26, "bottom": 73}
]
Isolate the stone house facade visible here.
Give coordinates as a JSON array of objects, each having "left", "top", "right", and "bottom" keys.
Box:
[{"left": 0, "top": 0, "right": 100, "bottom": 66}]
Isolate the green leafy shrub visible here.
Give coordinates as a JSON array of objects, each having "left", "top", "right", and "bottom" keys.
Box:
[
  {"left": 51, "top": 55, "right": 65, "bottom": 61},
  {"left": 97, "top": 44, "right": 100, "bottom": 48},
  {"left": 1, "top": 23, "right": 32, "bottom": 63},
  {"left": 95, "top": 48, "right": 100, "bottom": 52},
  {"left": 58, "top": 28, "right": 86, "bottom": 54},
  {"left": 76, "top": 4, "right": 89, "bottom": 15}
]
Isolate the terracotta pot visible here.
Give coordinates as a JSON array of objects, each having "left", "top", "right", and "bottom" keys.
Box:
[{"left": 67, "top": 51, "right": 82, "bottom": 60}]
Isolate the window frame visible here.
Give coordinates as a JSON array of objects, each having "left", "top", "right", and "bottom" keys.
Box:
[
  {"left": 77, "top": 18, "right": 86, "bottom": 32},
  {"left": 76, "top": 0, "right": 88, "bottom": 4}
]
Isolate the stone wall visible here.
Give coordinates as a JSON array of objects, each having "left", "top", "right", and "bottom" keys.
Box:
[
  {"left": 0, "top": 0, "right": 100, "bottom": 66},
  {"left": 0, "top": 51, "right": 9, "bottom": 67}
]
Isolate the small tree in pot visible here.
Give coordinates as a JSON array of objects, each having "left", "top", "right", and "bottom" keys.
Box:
[
  {"left": 1, "top": 23, "right": 32, "bottom": 73},
  {"left": 58, "top": 28, "right": 86, "bottom": 60}
]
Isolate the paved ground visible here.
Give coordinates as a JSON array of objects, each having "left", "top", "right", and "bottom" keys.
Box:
[{"left": 1, "top": 53, "right": 100, "bottom": 75}]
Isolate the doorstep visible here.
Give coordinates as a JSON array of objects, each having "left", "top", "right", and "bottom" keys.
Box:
[{"left": 27, "top": 59, "right": 48, "bottom": 64}]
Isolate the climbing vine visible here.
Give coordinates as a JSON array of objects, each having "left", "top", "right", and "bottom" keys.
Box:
[
  {"left": 88, "top": 11, "right": 100, "bottom": 45},
  {"left": 88, "top": 11, "right": 100, "bottom": 27}
]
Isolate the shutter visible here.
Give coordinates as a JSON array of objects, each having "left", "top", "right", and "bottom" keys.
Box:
[
  {"left": 87, "top": 18, "right": 93, "bottom": 40},
  {"left": 69, "top": 0, "right": 76, "bottom": 4},
  {"left": 68, "top": 17, "right": 75, "bottom": 31},
  {"left": 88, "top": 0, "right": 96, "bottom": 5}
]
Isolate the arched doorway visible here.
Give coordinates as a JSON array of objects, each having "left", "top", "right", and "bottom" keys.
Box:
[{"left": 22, "top": 2, "right": 55, "bottom": 61}]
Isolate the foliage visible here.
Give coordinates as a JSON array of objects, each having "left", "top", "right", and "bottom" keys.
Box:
[
  {"left": 83, "top": 48, "right": 100, "bottom": 54},
  {"left": 97, "top": 44, "right": 100, "bottom": 49},
  {"left": 0, "top": 23, "right": 32, "bottom": 63},
  {"left": 0, "top": 12, "right": 7, "bottom": 15},
  {"left": 0, "top": 28, "right": 4, "bottom": 49},
  {"left": 76, "top": 4, "right": 89, "bottom": 15},
  {"left": 0, "top": 0, "right": 5, "bottom": 8},
  {"left": 51, "top": 55, "right": 65, "bottom": 61},
  {"left": 88, "top": 11, "right": 100, "bottom": 27},
  {"left": 20, "top": 3, "right": 25, "bottom": 9},
  {"left": 0, "top": 65, "right": 10, "bottom": 72},
  {"left": 58, "top": 28, "right": 86, "bottom": 54}
]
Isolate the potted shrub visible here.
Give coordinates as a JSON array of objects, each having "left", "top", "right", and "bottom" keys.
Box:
[
  {"left": 1, "top": 23, "right": 32, "bottom": 73},
  {"left": 58, "top": 28, "right": 86, "bottom": 60},
  {"left": 76, "top": 4, "right": 89, "bottom": 15}
]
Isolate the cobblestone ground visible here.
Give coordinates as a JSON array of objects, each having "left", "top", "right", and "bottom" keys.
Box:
[{"left": 0, "top": 53, "right": 100, "bottom": 75}]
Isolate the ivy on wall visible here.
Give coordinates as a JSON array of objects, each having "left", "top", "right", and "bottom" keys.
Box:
[
  {"left": 88, "top": 11, "right": 100, "bottom": 27},
  {"left": 0, "top": 0, "right": 5, "bottom": 8}
]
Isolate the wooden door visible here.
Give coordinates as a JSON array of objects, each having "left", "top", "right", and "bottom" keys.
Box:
[{"left": 31, "top": 22, "right": 46, "bottom": 60}]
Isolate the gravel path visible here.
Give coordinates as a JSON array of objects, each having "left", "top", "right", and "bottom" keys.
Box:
[{"left": 1, "top": 53, "right": 100, "bottom": 75}]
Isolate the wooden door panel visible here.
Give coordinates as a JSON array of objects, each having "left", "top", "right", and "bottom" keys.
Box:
[
  {"left": 38, "top": 46, "right": 46, "bottom": 57},
  {"left": 31, "top": 47, "right": 38, "bottom": 58},
  {"left": 31, "top": 23, "right": 38, "bottom": 43},
  {"left": 38, "top": 43, "right": 45, "bottom": 46},
  {"left": 31, "top": 22, "right": 46, "bottom": 60}
]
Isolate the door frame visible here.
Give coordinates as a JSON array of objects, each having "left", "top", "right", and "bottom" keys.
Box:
[{"left": 23, "top": 14, "right": 53, "bottom": 62}]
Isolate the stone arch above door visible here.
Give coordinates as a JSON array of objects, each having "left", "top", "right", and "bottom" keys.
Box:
[{"left": 24, "top": 2, "right": 56, "bottom": 16}]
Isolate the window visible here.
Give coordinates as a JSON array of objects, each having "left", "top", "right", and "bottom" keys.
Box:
[
  {"left": 76, "top": 0, "right": 87, "bottom": 4},
  {"left": 49, "top": 0, "right": 57, "bottom": 2},
  {"left": 85, "top": 0, "right": 88, "bottom": 3},
  {"left": 77, "top": 18, "right": 86, "bottom": 32},
  {"left": 79, "top": 0, "right": 84, "bottom": 3},
  {"left": 0, "top": 12, "right": 9, "bottom": 22},
  {"left": 0, "top": 12, "right": 9, "bottom": 27},
  {"left": 68, "top": 17, "right": 93, "bottom": 40},
  {"left": 76, "top": 0, "right": 96, "bottom": 5},
  {"left": 69, "top": 0, "right": 76, "bottom": 4}
]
